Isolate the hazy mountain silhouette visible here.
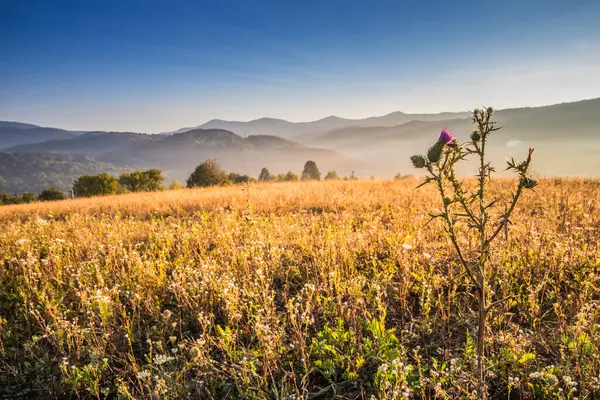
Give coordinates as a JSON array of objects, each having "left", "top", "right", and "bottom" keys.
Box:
[
  {"left": 0, "top": 126, "right": 77, "bottom": 149},
  {"left": 165, "top": 99, "right": 598, "bottom": 148},
  {"left": 5, "top": 129, "right": 358, "bottom": 188},
  {"left": 2, "top": 97, "right": 599, "bottom": 192},
  {"left": 7, "top": 131, "right": 159, "bottom": 155},
  {"left": 0, "top": 121, "right": 41, "bottom": 129},
  {"left": 305, "top": 98, "right": 600, "bottom": 177},
  {"left": 168, "top": 111, "right": 472, "bottom": 139}
]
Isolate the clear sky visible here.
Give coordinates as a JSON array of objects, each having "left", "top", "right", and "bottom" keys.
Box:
[{"left": 1, "top": 0, "right": 599, "bottom": 132}]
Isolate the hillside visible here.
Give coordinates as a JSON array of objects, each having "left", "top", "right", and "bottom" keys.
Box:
[
  {"left": 1, "top": 179, "right": 599, "bottom": 398},
  {"left": 7, "top": 131, "right": 159, "bottom": 162},
  {"left": 0, "top": 126, "right": 77, "bottom": 149},
  {"left": 3, "top": 98, "right": 600, "bottom": 183},
  {"left": 305, "top": 98, "right": 600, "bottom": 177},
  {"left": 0, "top": 152, "right": 126, "bottom": 193},
  {"left": 155, "top": 98, "right": 600, "bottom": 177},
  {"left": 179, "top": 98, "right": 600, "bottom": 145},
  {"left": 314, "top": 98, "right": 600, "bottom": 145},
  {"left": 5, "top": 129, "right": 358, "bottom": 189},
  {"left": 0, "top": 121, "right": 41, "bottom": 129}
]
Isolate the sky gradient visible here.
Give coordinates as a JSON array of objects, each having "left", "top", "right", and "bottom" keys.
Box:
[{"left": 1, "top": 0, "right": 599, "bottom": 132}]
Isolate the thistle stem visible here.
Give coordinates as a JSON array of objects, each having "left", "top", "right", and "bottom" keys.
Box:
[{"left": 412, "top": 111, "right": 534, "bottom": 400}]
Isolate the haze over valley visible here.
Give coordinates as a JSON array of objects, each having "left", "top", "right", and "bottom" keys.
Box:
[{"left": 1, "top": 97, "right": 599, "bottom": 193}]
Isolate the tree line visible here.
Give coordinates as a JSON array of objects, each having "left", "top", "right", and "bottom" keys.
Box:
[{"left": 0, "top": 159, "right": 355, "bottom": 205}]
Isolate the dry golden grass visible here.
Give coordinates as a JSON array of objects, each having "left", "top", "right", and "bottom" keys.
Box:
[{"left": 1, "top": 179, "right": 599, "bottom": 399}]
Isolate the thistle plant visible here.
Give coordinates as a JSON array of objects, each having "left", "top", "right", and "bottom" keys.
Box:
[{"left": 410, "top": 107, "right": 537, "bottom": 399}]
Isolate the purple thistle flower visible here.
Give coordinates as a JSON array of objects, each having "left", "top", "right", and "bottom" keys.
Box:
[{"left": 438, "top": 128, "right": 455, "bottom": 144}]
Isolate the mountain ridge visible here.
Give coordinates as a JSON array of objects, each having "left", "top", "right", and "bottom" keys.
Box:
[
  {"left": 2, "top": 97, "right": 599, "bottom": 191},
  {"left": 3, "top": 128, "right": 359, "bottom": 192}
]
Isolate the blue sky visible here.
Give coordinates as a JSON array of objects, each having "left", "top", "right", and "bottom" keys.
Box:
[{"left": 1, "top": 0, "right": 599, "bottom": 132}]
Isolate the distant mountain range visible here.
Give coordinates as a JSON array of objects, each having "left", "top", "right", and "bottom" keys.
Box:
[
  {"left": 177, "top": 98, "right": 599, "bottom": 144},
  {"left": 0, "top": 125, "right": 77, "bottom": 149},
  {"left": 304, "top": 98, "right": 600, "bottom": 177},
  {"left": 165, "top": 110, "right": 473, "bottom": 139},
  {"left": 1, "top": 128, "right": 356, "bottom": 192},
  {"left": 1, "top": 97, "right": 599, "bottom": 193},
  {"left": 160, "top": 98, "right": 600, "bottom": 177}
]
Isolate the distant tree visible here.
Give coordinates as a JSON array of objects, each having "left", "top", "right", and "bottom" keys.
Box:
[
  {"left": 20, "top": 192, "right": 37, "bottom": 203},
  {"left": 301, "top": 161, "right": 321, "bottom": 181},
  {"left": 394, "top": 173, "right": 413, "bottom": 180},
  {"left": 38, "top": 188, "right": 66, "bottom": 201},
  {"left": 324, "top": 171, "right": 339, "bottom": 180},
  {"left": 229, "top": 172, "right": 251, "bottom": 184},
  {"left": 119, "top": 169, "right": 164, "bottom": 192},
  {"left": 284, "top": 171, "right": 299, "bottom": 181},
  {"left": 186, "top": 159, "right": 229, "bottom": 188},
  {"left": 258, "top": 167, "right": 272, "bottom": 182},
  {"left": 274, "top": 171, "right": 299, "bottom": 182},
  {"left": 73, "top": 173, "right": 120, "bottom": 197},
  {"left": 0, "top": 192, "right": 18, "bottom": 205},
  {"left": 169, "top": 180, "right": 183, "bottom": 190}
]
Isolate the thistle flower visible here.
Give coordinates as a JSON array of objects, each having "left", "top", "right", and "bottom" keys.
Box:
[
  {"left": 438, "top": 128, "right": 455, "bottom": 144},
  {"left": 470, "top": 130, "right": 481, "bottom": 142}
]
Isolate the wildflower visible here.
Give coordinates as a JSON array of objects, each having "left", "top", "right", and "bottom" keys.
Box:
[
  {"left": 529, "top": 371, "right": 543, "bottom": 380},
  {"left": 438, "top": 128, "right": 455, "bottom": 144},
  {"left": 153, "top": 354, "right": 174, "bottom": 365},
  {"left": 402, "top": 243, "right": 413, "bottom": 250},
  {"left": 545, "top": 374, "right": 559, "bottom": 386}
]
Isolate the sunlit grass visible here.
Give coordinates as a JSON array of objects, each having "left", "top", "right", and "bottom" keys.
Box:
[{"left": 1, "top": 179, "right": 599, "bottom": 399}]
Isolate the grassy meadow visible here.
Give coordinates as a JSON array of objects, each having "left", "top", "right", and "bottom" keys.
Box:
[{"left": 1, "top": 179, "right": 599, "bottom": 399}]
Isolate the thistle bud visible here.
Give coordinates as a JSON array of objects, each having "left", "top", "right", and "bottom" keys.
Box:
[
  {"left": 470, "top": 130, "right": 481, "bottom": 142},
  {"left": 521, "top": 177, "right": 538, "bottom": 190},
  {"left": 427, "top": 142, "right": 445, "bottom": 163},
  {"left": 410, "top": 154, "right": 426, "bottom": 169}
]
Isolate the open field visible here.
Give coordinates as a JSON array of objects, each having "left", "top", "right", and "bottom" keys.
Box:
[{"left": 1, "top": 179, "right": 600, "bottom": 399}]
